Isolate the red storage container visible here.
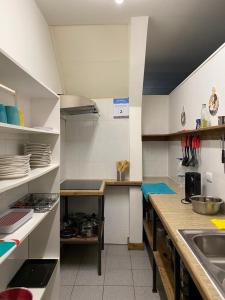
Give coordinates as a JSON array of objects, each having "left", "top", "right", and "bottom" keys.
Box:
[{"left": 0, "top": 288, "right": 32, "bottom": 300}]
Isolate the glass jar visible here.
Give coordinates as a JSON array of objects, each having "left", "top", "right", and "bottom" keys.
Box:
[{"left": 201, "top": 104, "right": 208, "bottom": 128}]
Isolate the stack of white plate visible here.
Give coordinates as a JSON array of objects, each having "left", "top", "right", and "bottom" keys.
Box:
[
  {"left": 0, "top": 154, "right": 31, "bottom": 179},
  {"left": 24, "top": 143, "right": 51, "bottom": 168}
]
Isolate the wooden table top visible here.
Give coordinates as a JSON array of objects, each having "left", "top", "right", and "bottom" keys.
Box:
[
  {"left": 60, "top": 179, "right": 142, "bottom": 196},
  {"left": 146, "top": 176, "right": 225, "bottom": 300}
]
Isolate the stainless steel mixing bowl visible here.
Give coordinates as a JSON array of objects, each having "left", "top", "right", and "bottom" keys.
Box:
[{"left": 190, "top": 196, "right": 223, "bottom": 215}]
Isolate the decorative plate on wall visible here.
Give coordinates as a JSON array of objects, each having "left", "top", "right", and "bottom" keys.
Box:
[{"left": 209, "top": 87, "right": 219, "bottom": 116}]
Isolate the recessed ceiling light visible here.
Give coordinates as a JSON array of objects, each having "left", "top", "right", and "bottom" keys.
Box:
[{"left": 115, "top": 0, "right": 124, "bottom": 4}]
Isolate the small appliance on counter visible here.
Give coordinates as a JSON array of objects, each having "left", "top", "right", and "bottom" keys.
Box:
[{"left": 185, "top": 172, "right": 201, "bottom": 203}]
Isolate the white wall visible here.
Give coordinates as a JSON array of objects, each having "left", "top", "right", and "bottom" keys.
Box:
[
  {"left": 63, "top": 99, "right": 130, "bottom": 244},
  {"left": 169, "top": 44, "right": 225, "bottom": 201},
  {"left": 170, "top": 45, "right": 225, "bottom": 132},
  {"left": 142, "top": 95, "right": 169, "bottom": 177},
  {"left": 51, "top": 25, "right": 128, "bottom": 98},
  {"left": 142, "top": 95, "right": 169, "bottom": 135},
  {"left": 60, "top": 119, "right": 66, "bottom": 182},
  {"left": 128, "top": 17, "right": 148, "bottom": 244},
  {"left": 56, "top": 20, "right": 148, "bottom": 244},
  {"left": 64, "top": 99, "right": 129, "bottom": 179},
  {"left": 0, "top": 0, "right": 61, "bottom": 93}
]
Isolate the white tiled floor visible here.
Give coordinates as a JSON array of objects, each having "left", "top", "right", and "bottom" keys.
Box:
[{"left": 60, "top": 244, "right": 161, "bottom": 300}]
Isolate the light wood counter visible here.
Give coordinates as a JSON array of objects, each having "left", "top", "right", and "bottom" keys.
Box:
[
  {"left": 60, "top": 179, "right": 142, "bottom": 196},
  {"left": 60, "top": 180, "right": 106, "bottom": 196},
  {"left": 145, "top": 177, "right": 225, "bottom": 300},
  {"left": 105, "top": 179, "right": 142, "bottom": 187}
]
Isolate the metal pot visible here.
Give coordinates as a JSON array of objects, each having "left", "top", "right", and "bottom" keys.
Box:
[
  {"left": 190, "top": 196, "right": 223, "bottom": 215},
  {"left": 81, "top": 221, "right": 94, "bottom": 237}
]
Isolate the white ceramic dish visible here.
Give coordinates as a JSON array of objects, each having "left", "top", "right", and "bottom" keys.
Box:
[
  {"left": 31, "top": 164, "right": 50, "bottom": 168},
  {"left": 0, "top": 169, "right": 30, "bottom": 174},
  {"left": 0, "top": 171, "right": 30, "bottom": 175},
  {"left": 24, "top": 143, "right": 50, "bottom": 146},
  {"left": 0, "top": 154, "right": 29, "bottom": 159},
  {"left": 32, "top": 164, "right": 50, "bottom": 166},
  {"left": 0, "top": 173, "right": 29, "bottom": 179},
  {"left": 0, "top": 166, "right": 30, "bottom": 170}
]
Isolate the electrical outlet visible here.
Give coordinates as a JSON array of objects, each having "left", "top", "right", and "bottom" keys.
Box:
[{"left": 206, "top": 172, "right": 213, "bottom": 183}]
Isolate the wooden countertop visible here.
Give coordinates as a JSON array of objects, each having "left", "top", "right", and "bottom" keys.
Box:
[
  {"left": 105, "top": 179, "right": 142, "bottom": 186},
  {"left": 146, "top": 176, "right": 225, "bottom": 300},
  {"left": 60, "top": 179, "right": 142, "bottom": 196},
  {"left": 60, "top": 180, "right": 106, "bottom": 196}
]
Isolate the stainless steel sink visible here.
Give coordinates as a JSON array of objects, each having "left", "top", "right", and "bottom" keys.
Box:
[{"left": 179, "top": 229, "right": 225, "bottom": 299}]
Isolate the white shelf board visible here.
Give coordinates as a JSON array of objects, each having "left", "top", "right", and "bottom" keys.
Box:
[
  {"left": 0, "top": 123, "right": 59, "bottom": 135},
  {"left": 0, "top": 200, "right": 59, "bottom": 265},
  {"left": 0, "top": 163, "right": 59, "bottom": 194},
  {"left": 29, "top": 288, "right": 45, "bottom": 300},
  {"left": 0, "top": 48, "right": 59, "bottom": 100}
]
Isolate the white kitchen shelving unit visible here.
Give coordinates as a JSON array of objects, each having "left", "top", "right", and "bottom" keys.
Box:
[
  {"left": 0, "top": 163, "right": 59, "bottom": 194},
  {"left": 0, "top": 122, "right": 59, "bottom": 135},
  {"left": 0, "top": 48, "right": 60, "bottom": 300}
]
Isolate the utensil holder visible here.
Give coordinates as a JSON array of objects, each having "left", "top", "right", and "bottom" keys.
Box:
[{"left": 117, "top": 171, "right": 125, "bottom": 181}]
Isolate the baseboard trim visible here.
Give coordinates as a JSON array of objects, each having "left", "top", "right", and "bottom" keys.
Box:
[{"left": 128, "top": 241, "right": 145, "bottom": 250}]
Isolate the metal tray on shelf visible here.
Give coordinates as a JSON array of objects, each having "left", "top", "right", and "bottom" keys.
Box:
[
  {"left": 10, "top": 193, "right": 59, "bottom": 213},
  {"left": 0, "top": 209, "right": 33, "bottom": 234},
  {"left": 8, "top": 259, "right": 58, "bottom": 288}
]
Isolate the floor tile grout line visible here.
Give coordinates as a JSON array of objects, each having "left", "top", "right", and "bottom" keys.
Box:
[
  {"left": 103, "top": 243, "right": 107, "bottom": 288},
  {"left": 129, "top": 250, "right": 135, "bottom": 288},
  {"left": 69, "top": 284, "right": 76, "bottom": 300},
  {"left": 103, "top": 284, "right": 135, "bottom": 287},
  {"left": 61, "top": 245, "right": 154, "bottom": 299},
  {"left": 102, "top": 244, "right": 107, "bottom": 300},
  {"left": 131, "top": 266, "right": 136, "bottom": 300},
  {"left": 73, "top": 253, "right": 82, "bottom": 286},
  {"left": 71, "top": 284, "right": 152, "bottom": 287}
]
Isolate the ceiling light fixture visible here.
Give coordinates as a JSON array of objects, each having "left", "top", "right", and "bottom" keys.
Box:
[{"left": 115, "top": 0, "right": 124, "bottom": 4}]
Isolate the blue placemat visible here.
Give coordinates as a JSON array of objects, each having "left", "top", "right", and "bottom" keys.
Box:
[
  {"left": 141, "top": 182, "right": 176, "bottom": 200},
  {"left": 0, "top": 241, "right": 16, "bottom": 257}
]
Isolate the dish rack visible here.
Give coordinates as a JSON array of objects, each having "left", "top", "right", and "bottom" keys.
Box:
[{"left": 10, "top": 193, "right": 59, "bottom": 213}]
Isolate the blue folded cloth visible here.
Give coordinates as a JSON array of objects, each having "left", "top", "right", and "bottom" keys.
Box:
[
  {"left": 0, "top": 241, "right": 16, "bottom": 257},
  {"left": 141, "top": 182, "right": 176, "bottom": 200}
]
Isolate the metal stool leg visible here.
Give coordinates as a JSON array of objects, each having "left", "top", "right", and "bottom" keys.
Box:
[
  {"left": 152, "top": 257, "right": 157, "bottom": 293},
  {"left": 98, "top": 196, "right": 102, "bottom": 275},
  {"left": 98, "top": 238, "right": 102, "bottom": 276},
  {"left": 102, "top": 195, "right": 104, "bottom": 250}
]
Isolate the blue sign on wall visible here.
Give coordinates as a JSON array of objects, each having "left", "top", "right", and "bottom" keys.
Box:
[{"left": 113, "top": 98, "right": 129, "bottom": 118}]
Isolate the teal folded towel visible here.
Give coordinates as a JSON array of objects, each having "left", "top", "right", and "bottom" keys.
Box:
[
  {"left": 0, "top": 241, "right": 16, "bottom": 257},
  {"left": 141, "top": 182, "right": 176, "bottom": 200}
]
